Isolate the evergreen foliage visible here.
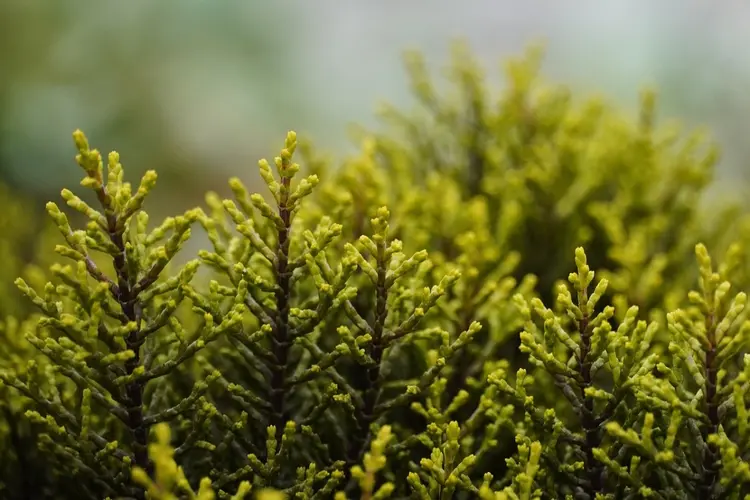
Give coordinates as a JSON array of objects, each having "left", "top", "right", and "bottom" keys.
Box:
[{"left": 1, "top": 42, "right": 749, "bottom": 499}]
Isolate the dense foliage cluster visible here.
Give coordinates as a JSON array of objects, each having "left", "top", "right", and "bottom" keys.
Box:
[{"left": 1, "top": 43, "right": 749, "bottom": 499}]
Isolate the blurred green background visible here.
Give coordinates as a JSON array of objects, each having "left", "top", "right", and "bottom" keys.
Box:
[{"left": 1, "top": 0, "right": 749, "bottom": 214}]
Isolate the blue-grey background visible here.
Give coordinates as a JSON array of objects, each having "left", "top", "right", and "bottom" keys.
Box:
[{"left": 1, "top": 1, "right": 748, "bottom": 212}]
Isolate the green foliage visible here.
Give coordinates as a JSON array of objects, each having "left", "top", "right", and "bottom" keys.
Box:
[{"left": 1, "top": 42, "right": 749, "bottom": 500}]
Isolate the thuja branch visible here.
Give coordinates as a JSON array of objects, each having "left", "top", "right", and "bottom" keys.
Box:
[
  {"left": 342, "top": 207, "right": 474, "bottom": 464},
  {"left": 66, "top": 130, "right": 163, "bottom": 471},
  {"left": 660, "top": 244, "right": 750, "bottom": 498},
  {"left": 346, "top": 208, "right": 396, "bottom": 463},
  {"left": 566, "top": 248, "right": 605, "bottom": 494},
  {"left": 198, "top": 130, "right": 335, "bottom": 488},
  {"left": 5, "top": 130, "right": 216, "bottom": 498},
  {"left": 505, "top": 247, "right": 665, "bottom": 498}
]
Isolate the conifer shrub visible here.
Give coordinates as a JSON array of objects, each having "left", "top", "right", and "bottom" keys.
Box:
[{"left": 1, "top": 43, "right": 749, "bottom": 499}]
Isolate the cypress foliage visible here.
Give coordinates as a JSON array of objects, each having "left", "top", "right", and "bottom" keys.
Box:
[{"left": 0, "top": 42, "right": 749, "bottom": 499}]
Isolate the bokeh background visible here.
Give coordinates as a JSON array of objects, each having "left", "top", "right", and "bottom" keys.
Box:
[{"left": 2, "top": 0, "right": 749, "bottom": 216}]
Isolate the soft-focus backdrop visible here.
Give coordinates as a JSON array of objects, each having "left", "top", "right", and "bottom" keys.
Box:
[{"left": 2, "top": 0, "right": 749, "bottom": 214}]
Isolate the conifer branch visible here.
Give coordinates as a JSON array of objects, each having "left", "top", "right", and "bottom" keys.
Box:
[{"left": 3, "top": 42, "right": 750, "bottom": 499}]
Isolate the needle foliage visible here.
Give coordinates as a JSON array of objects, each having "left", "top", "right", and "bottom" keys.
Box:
[{"left": 1, "top": 42, "right": 749, "bottom": 500}]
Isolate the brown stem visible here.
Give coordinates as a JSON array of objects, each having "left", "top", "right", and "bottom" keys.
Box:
[
  {"left": 349, "top": 240, "right": 388, "bottom": 464},
  {"left": 270, "top": 175, "right": 292, "bottom": 441},
  {"left": 577, "top": 291, "right": 604, "bottom": 497},
  {"left": 95, "top": 184, "right": 149, "bottom": 495}
]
